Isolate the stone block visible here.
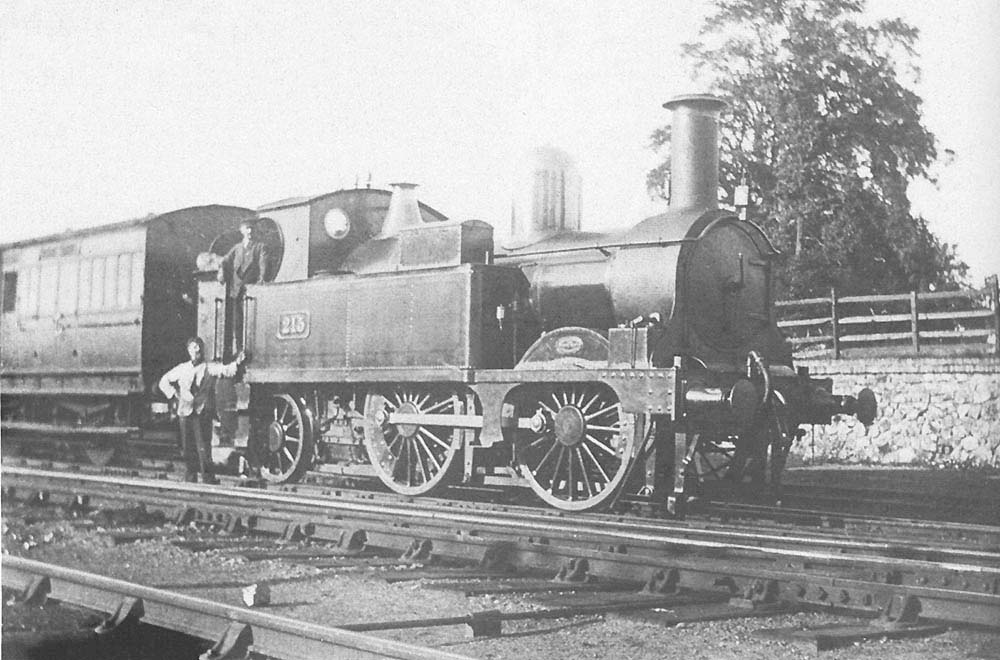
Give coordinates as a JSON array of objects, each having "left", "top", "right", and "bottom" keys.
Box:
[
  {"left": 242, "top": 582, "right": 271, "bottom": 607},
  {"left": 919, "top": 435, "right": 938, "bottom": 452},
  {"left": 973, "top": 445, "right": 993, "bottom": 464}
]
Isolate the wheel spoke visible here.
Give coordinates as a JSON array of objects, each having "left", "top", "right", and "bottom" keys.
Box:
[
  {"left": 529, "top": 433, "right": 551, "bottom": 448},
  {"left": 413, "top": 439, "right": 429, "bottom": 483},
  {"left": 581, "top": 442, "right": 611, "bottom": 484},
  {"left": 575, "top": 448, "right": 593, "bottom": 497},
  {"left": 416, "top": 436, "right": 442, "bottom": 473},
  {"left": 282, "top": 446, "right": 295, "bottom": 463},
  {"left": 421, "top": 398, "right": 453, "bottom": 414},
  {"left": 533, "top": 440, "right": 559, "bottom": 476},
  {"left": 387, "top": 431, "right": 403, "bottom": 455},
  {"left": 548, "top": 446, "right": 566, "bottom": 493},
  {"left": 586, "top": 434, "right": 617, "bottom": 456},
  {"left": 585, "top": 403, "right": 619, "bottom": 421},
  {"left": 567, "top": 444, "right": 575, "bottom": 498},
  {"left": 403, "top": 438, "right": 413, "bottom": 486},
  {"left": 418, "top": 427, "right": 450, "bottom": 451},
  {"left": 587, "top": 424, "right": 620, "bottom": 433},
  {"left": 579, "top": 392, "right": 601, "bottom": 414}
]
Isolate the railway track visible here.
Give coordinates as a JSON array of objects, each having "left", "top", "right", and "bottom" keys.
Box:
[
  {"left": 2, "top": 555, "right": 472, "bottom": 660},
  {"left": 778, "top": 467, "right": 1000, "bottom": 526},
  {"left": 4, "top": 465, "right": 999, "bottom": 630},
  {"left": 10, "top": 455, "right": 1000, "bottom": 534}
]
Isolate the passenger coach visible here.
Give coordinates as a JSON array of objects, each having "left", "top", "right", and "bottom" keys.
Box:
[{"left": 0, "top": 205, "right": 252, "bottom": 463}]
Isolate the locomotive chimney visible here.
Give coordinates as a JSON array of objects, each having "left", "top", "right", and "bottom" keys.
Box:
[
  {"left": 663, "top": 94, "right": 727, "bottom": 211},
  {"left": 380, "top": 182, "right": 424, "bottom": 237}
]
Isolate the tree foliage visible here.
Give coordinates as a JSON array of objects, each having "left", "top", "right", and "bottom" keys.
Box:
[{"left": 648, "top": 0, "right": 966, "bottom": 297}]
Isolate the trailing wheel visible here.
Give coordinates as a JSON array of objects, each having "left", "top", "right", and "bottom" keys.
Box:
[
  {"left": 515, "top": 384, "right": 634, "bottom": 511},
  {"left": 363, "top": 386, "right": 464, "bottom": 496},
  {"left": 258, "top": 393, "right": 315, "bottom": 483}
]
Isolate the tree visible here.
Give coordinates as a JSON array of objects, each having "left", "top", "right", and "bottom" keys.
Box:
[{"left": 648, "top": 0, "right": 967, "bottom": 297}]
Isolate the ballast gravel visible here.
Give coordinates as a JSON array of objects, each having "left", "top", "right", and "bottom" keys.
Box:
[{"left": 3, "top": 500, "right": 998, "bottom": 660}]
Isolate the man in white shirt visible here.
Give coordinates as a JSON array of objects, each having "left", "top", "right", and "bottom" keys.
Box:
[{"left": 159, "top": 337, "right": 241, "bottom": 483}]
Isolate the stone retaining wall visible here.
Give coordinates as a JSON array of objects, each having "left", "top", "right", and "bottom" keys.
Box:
[{"left": 790, "top": 357, "right": 1000, "bottom": 466}]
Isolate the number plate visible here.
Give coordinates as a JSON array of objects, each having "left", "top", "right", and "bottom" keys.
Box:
[{"left": 276, "top": 311, "right": 310, "bottom": 339}]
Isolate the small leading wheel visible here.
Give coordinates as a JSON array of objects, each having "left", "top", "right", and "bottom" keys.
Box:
[
  {"left": 726, "top": 392, "right": 794, "bottom": 498},
  {"left": 363, "top": 386, "right": 464, "bottom": 496},
  {"left": 516, "top": 383, "right": 634, "bottom": 511},
  {"left": 259, "top": 393, "right": 314, "bottom": 483}
]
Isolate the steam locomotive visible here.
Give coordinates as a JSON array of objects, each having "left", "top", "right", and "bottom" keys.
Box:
[{"left": 0, "top": 95, "right": 876, "bottom": 513}]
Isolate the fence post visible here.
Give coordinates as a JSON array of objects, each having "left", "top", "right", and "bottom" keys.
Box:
[
  {"left": 910, "top": 289, "right": 920, "bottom": 353},
  {"left": 830, "top": 287, "right": 840, "bottom": 359},
  {"left": 989, "top": 274, "right": 1000, "bottom": 357}
]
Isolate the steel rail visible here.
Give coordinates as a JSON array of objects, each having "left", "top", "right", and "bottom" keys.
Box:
[
  {"left": 6, "top": 466, "right": 997, "bottom": 572},
  {"left": 5, "top": 466, "right": 999, "bottom": 627},
  {"left": 11, "top": 458, "right": 999, "bottom": 548},
  {"left": 1, "top": 555, "right": 472, "bottom": 660}
]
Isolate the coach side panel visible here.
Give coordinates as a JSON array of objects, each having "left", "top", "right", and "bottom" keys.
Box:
[{"left": 1, "top": 228, "right": 146, "bottom": 394}]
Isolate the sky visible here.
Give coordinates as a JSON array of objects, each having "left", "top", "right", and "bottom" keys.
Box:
[{"left": 1, "top": 1, "right": 998, "bottom": 282}]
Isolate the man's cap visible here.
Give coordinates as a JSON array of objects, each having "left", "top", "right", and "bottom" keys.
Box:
[{"left": 239, "top": 217, "right": 259, "bottom": 228}]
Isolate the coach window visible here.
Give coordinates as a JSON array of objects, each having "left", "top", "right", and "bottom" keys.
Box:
[
  {"left": 130, "top": 253, "right": 143, "bottom": 307},
  {"left": 57, "top": 259, "right": 78, "bottom": 314},
  {"left": 23, "top": 265, "right": 40, "bottom": 317},
  {"left": 38, "top": 262, "right": 57, "bottom": 316},
  {"left": 116, "top": 254, "right": 131, "bottom": 308},
  {"left": 78, "top": 258, "right": 92, "bottom": 312},
  {"left": 103, "top": 255, "right": 117, "bottom": 310},
  {"left": 90, "top": 258, "right": 104, "bottom": 310},
  {"left": 2, "top": 272, "right": 16, "bottom": 313}
]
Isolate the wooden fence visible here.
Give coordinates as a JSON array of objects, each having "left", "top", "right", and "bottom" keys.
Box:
[{"left": 776, "top": 275, "right": 1000, "bottom": 359}]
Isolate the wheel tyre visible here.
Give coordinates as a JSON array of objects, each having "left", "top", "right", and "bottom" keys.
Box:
[
  {"left": 362, "top": 386, "right": 464, "bottom": 497},
  {"left": 258, "top": 393, "right": 314, "bottom": 484},
  {"left": 515, "top": 384, "right": 635, "bottom": 511}
]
